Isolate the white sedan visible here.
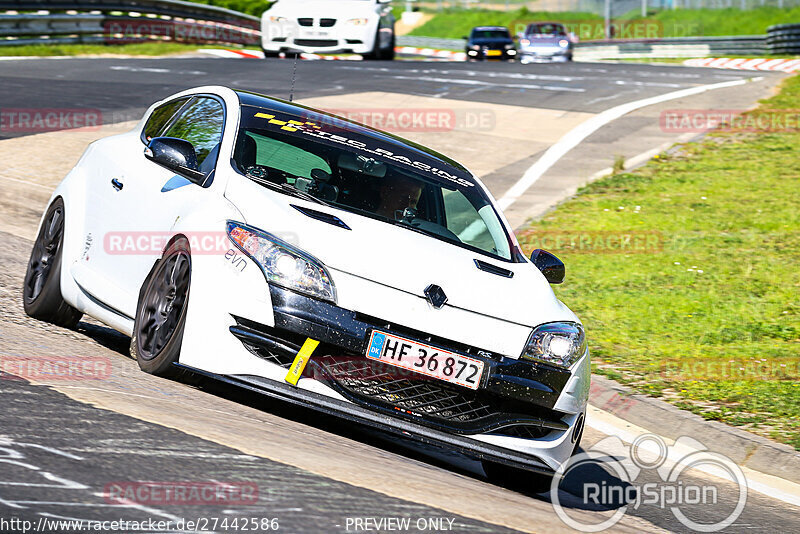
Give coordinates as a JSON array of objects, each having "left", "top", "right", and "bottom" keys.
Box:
[
  {"left": 23, "top": 86, "right": 589, "bottom": 491},
  {"left": 261, "top": 0, "right": 395, "bottom": 59}
]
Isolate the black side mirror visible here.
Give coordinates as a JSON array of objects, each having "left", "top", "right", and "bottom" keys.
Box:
[
  {"left": 145, "top": 137, "right": 205, "bottom": 184},
  {"left": 530, "top": 249, "right": 565, "bottom": 284}
]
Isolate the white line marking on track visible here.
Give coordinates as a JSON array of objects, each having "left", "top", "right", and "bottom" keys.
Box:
[
  {"left": 390, "top": 75, "right": 586, "bottom": 93},
  {"left": 497, "top": 77, "right": 761, "bottom": 210}
]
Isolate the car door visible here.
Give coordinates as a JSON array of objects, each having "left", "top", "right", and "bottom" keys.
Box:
[
  {"left": 113, "top": 95, "right": 226, "bottom": 315},
  {"left": 78, "top": 95, "right": 225, "bottom": 320},
  {"left": 75, "top": 97, "right": 191, "bottom": 318}
]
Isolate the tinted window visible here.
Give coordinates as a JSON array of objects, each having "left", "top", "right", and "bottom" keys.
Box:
[
  {"left": 233, "top": 113, "right": 513, "bottom": 261},
  {"left": 245, "top": 131, "right": 330, "bottom": 181},
  {"left": 471, "top": 29, "right": 510, "bottom": 39},
  {"left": 142, "top": 98, "right": 188, "bottom": 144},
  {"left": 526, "top": 23, "right": 566, "bottom": 36},
  {"left": 162, "top": 97, "right": 224, "bottom": 166}
]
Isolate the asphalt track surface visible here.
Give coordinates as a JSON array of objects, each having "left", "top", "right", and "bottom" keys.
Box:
[
  {"left": 0, "top": 57, "right": 797, "bottom": 533},
  {"left": 0, "top": 57, "right": 769, "bottom": 140}
]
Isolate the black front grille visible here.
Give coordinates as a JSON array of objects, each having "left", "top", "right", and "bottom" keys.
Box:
[
  {"left": 294, "top": 39, "right": 338, "bottom": 47},
  {"left": 297, "top": 18, "right": 313, "bottom": 26},
  {"left": 320, "top": 18, "right": 336, "bottom": 27},
  {"left": 315, "top": 355, "right": 493, "bottom": 422},
  {"left": 310, "top": 354, "right": 566, "bottom": 435}
]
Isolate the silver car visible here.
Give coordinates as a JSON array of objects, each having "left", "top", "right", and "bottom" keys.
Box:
[{"left": 518, "top": 22, "right": 574, "bottom": 63}]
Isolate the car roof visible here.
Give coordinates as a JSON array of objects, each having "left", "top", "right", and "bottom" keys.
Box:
[
  {"left": 472, "top": 26, "right": 509, "bottom": 31},
  {"left": 234, "top": 90, "right": 474, "bottom": 184}
]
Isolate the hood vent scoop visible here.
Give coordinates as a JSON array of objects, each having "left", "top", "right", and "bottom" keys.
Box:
[
  {"left": 291, "top": 204, "right": 351, "bottom": 230},
  {"left": 474, "top": 259, "right": 514, "bottom": 278}
]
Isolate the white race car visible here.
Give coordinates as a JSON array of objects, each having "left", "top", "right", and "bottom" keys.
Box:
[
  {"left": 261, "top": 0, "right": 395, "bottom": 59},
  {"left": 23, "top": 86, "right": 589, "bottom": 490}
]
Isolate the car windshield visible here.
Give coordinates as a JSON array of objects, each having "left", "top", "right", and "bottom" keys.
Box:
[
  {"left": 471, "top": 29, "right": 510, "bottom": 39},
  {"left": 233, "top": 107, "right": 513, "bottom": 261},
  {"left": 527, "top": 24, "right": 566, "bottom": 36}
]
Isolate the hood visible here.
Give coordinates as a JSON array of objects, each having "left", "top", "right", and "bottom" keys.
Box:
[
  {"left": 225, "top": 175, "right": 577, "bottom": 329},
  {"left": 267, "top": 0, "right": 378, "bottom": 19}
]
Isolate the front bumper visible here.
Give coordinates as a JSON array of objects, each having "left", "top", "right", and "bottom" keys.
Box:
[
  {"left": 466, "top": 48, "right": 516, "bottom": 60},
  {"left": 178, "top": 363, "right": 560, "bottom": 475},
  {"left": 230, "top": 286, "right": 582, "bottom": 438},
  {"left": 262, "top": 24, "right": 375, "bottom": 55},
  {"left": 519, "top": 47, "right": 572, "bottom": 62}
]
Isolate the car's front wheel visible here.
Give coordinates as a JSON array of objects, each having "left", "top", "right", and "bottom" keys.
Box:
[
  {"left": 131, "top": 237, "right": 191, "bottom": 378},
  {"left": 22, "top": 197, "right": 82, "bottom": 328}
]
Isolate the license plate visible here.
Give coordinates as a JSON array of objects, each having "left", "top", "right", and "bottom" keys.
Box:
[
  {"left": 366, "top": 330, "right": 485, "bottom": 390},
  {"left": 487, "top": 50, "right": 502, "bottom": 56}
]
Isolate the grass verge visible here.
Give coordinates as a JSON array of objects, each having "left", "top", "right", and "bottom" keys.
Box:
[
  {"left": 0, "top": 42, "right": 232, "bottom": 57},
  {"left": 516, "top": 75, "right": 800, "bottom": 450}
]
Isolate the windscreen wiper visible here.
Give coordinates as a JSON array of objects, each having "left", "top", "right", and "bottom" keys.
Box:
[{"left": 246, "top": 174, "right": 328, "bottom": 206}]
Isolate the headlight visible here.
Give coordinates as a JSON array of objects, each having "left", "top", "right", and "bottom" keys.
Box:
[
  {"left": 521, "top": 322, "right": 586, "bottom": 368},
  {"left": 347, "top": 17, "right": 368, "bottom": 25},
  {"left": 470, "top": 44, "right": 481, "bottom": 51},
  {"left": 226, "top": 221, "right": 336, "bottom": 303},
  {"left": 559, "top": 39, "right": 569, "bottom": 48},
  {"left": 269, "top": 16, "right": 287, "bottom": 23},
  {"left": 520, "top": 38, "right": 530, "bottom": 46}
]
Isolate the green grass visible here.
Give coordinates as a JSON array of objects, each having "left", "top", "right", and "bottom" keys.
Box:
[
  {"left": 409, "top": 6, "right": 800, "bottom": 39},
  {"left": 0, "top": 42, "right": 233, "bottom": 57},
  {"left": 515, "top": 75, "right": 800, "bottom": 450}
]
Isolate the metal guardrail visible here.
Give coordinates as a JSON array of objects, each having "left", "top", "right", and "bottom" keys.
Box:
[
  {"left": 397, "top": 35, "right": 465, "bottom": 50},
  {"left": 0, "top": 0, "right": 260, "bottom": 46},
  {"left": 767, "top": 23, "right": 800, "bottom": 54},
  {"left": 575, "top": 35, "right": 768, "bottom": 59}
]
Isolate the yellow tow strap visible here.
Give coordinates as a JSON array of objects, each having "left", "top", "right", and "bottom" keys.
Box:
[{"left": 284, "top": 338, "right": 319, "bottom": 386}]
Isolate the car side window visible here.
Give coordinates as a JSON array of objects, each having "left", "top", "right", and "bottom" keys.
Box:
[
  {"left": 161, "top": 97, "right": 225, "bottom": 167},
  {"left": 141, "top": 98, "right": 189, "bottom": 144}
]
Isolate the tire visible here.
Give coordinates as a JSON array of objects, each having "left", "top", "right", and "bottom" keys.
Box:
[
  {"left": 481, "top": 461, "right": 556, "bottom": 494},
  {"left": 261, "top": 48, "right": 280, "bottom": 58},
  {"left": 131, "top": 237, "right": 191, "bottom": 378},
  {"left": 22, "top": 197, "right": 82, "bottom": 328},
  {"left": 363, "top": 28, "right": 382, "bottom": 60},
  {"left": 383, "top": 33, "right": 395, "bottom": 61}
]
